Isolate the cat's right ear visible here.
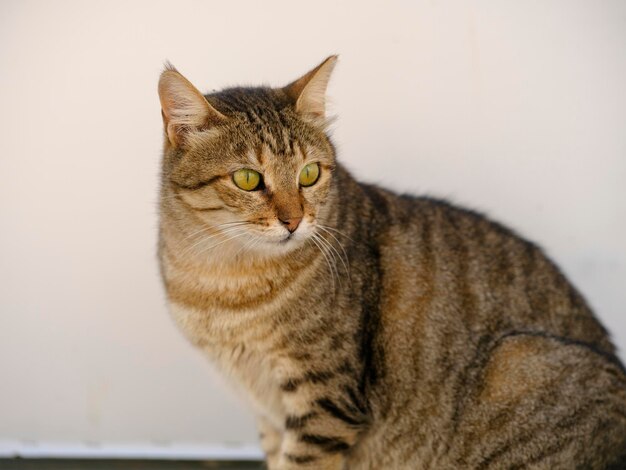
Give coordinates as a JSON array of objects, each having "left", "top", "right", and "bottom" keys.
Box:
[
  {"left": 283, "top": 55, "right": 338, "bottom": 125},
  {"left": 158, "top": 63, "right": 227, "bottom": 148}
]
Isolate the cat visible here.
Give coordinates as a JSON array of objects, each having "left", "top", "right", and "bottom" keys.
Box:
[{"left": 157, "top": 56, "right": 626, "bottom": 469}]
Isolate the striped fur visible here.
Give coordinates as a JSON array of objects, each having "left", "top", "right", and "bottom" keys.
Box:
[{"left": 157, "top": 58, "right": 626, "bottom": 469}]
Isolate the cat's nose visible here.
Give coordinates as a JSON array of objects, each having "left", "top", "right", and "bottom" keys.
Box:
[{"left": 280, "top": 216, "right": 302, "bottom": 233}]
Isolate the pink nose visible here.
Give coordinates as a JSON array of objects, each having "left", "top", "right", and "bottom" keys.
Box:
[{"left": 280, "top": 217, "right": 302, "bottom": 233}]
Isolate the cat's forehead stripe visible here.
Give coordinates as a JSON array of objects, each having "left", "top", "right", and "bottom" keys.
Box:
[{"left": 208, "top": 87, "right": 296, "bottom": 156}]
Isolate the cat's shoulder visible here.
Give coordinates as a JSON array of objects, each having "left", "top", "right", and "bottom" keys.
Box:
[
  {"left": 364, "top": 183, "right": 540, "bottom": 250},
  {"left": 372, "top": 184, "right": 512, "bottom": 229}
]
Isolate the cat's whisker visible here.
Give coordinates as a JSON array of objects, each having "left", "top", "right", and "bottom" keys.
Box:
[
  {"left": 316, "top": 225, "right": 350, "bottom": 259},
  {"left": 234, "top": 233, "right": 262, "bottom": 258},
  {"left": 311, "top": 233, "right": 338, "bottom": 293},
  {"left": 313, "top": 233, "right": 341, "bottom": 286},
  {"left": 319, "top": 235, "right": 345, "bottom": 289},
  {"left": 308, "top": 236, "right": 333, "bottom": 291},
  {"left": 318, "top": 224, "right": 355, "bottom": 243},
  {"left": 309, "top": 236, "right": 327, "bottom": 274},
  {"left": 247, "top": 236, "right": 265, "bottom": 256},
  {"left": 196, "top": 231, "right": 249, "bottom": 261},
  {"left": 181, "top": 221, "right": 250, "bottom": 244},
  {"left": 233, "top": 237, "right": 255, "bottom": 258},
  {"left": 179, "top": 224, "right": 249, "bottom": 258},
  {"left": 315, "top": 227, "right": 351, "bottom": 281},
  {"left": 173, "top": 221, "right": 250, "bottom": 254},
  {"left": 181, "top": 226, "right": 246, "bottom": 256}
]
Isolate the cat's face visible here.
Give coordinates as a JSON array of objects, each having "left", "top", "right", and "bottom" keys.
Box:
[
  {"left": 159, "top": 57, "right": 338, "bottom": 257},
  {"left": 167, "top": 110, "right": 336, "bottom": 254}
]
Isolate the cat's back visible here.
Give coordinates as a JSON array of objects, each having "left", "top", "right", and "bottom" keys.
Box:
[
  {"left": 349, "top": 184, "right": 626, "bottom": 469},
  {"left": 361, "top": 185, "right": 614, "bottom": 354}
]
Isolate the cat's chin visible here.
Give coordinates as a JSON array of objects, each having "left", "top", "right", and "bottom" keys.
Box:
[{"left": 250, "top": 233, "right": 310, "bottom": 257}]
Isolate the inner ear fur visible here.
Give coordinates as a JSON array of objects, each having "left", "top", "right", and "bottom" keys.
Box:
[
  {"left": 283, "top": 55, "right": 338, "bottom": 121},
  {"left": 158, "top": 63, "right": 227, "bottom": 147}
]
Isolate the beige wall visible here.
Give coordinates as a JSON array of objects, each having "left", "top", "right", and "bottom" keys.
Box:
[{"left": 1, "top": 0, "right": 625, "bottom": 458}]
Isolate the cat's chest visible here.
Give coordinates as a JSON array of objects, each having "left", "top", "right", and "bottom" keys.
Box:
[
  {"left": 168, "top": 301, "right": 286, "bottom": 423},
  {"left": 215, "top": 338, "right": 285, "bottom": 423}
]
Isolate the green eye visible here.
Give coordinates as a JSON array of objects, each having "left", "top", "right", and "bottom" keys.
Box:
[
  {"left": 299, "top": 162, "right": 320, "bottom": 187},
  {"left": 233, "top": 169, "right": 261, "bottom": 191}
]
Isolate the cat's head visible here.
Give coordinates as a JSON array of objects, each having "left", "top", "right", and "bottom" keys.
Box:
[{"left": 158, "top": 56, "right": 338, "bottom": 258}]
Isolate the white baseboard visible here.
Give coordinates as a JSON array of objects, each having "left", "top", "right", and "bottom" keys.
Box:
[{"left": 0, "top": 440, "right": 264, "bottom": 460}]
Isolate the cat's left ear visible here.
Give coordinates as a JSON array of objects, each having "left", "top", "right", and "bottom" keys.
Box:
[{"left": 283, "top": 55, "right": 337, "bottom": 123}]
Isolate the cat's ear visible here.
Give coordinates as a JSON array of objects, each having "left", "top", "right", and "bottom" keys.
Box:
[
  {"left": 158, "top": 63, "right": 227, "bottom": 148},
  {"left": 283, "top": 55, "right": 337, "bottom": 122}
]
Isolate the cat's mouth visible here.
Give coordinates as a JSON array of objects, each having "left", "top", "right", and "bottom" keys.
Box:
[
  {"left": 249, "top": 219, "right": 314, "bottom": 251},
  {"left": 280, "top": 232, "right": 295, "bottom": 243},
  {"left": 261, "top": 227, "right": 309, "bottom": 251}
]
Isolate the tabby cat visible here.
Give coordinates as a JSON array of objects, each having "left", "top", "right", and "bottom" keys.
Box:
[{"left": 157, "top": 56, "right": 626, "bottom": 469}]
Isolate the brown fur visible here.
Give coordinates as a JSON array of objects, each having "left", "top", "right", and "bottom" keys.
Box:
[{"left": 157, "top": 57, "right": 626, "bottom": 469}]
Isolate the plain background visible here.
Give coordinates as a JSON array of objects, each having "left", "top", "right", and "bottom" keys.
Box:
[{"left": 1, "top": 0, "right": 625, "bottom": 459}]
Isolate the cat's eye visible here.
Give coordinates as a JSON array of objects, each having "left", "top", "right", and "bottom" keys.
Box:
[
  {"left": 232, "top": 168, "right": 262, "bottom": 191},
  {"left": 299, "top": 162, "right": 320, "bottom": 187}
]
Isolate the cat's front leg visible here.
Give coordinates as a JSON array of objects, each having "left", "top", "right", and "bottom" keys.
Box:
[
  {"left": 257, "top": 415, "right": 283, "bottom": 469},
  {"left": 273, "top": 382, "right": 367, "bottom": 469},
  {"left": 276, "top": 433, "right": 347, "bottom": 470}
]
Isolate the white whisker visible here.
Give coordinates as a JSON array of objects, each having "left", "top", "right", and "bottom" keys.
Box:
[
  {"left": 181, "top": 221, "right": 249, "bottom": 244},
  {"left": 316, "top": 226, "right": 351, "bottom": 282},
  {"left": 247, "top": 236, "right": 265, "bottom": 255},
  {"left": 316, "top": 233, "right": 343, "bottom": 289},
  {"left": 311, "top": 233, "right": 337, "bottom": 293},
  {"left": 318, "top": 224, "right": 355, "bottom": 243},
  {"left": 179, "top": 224, "right": 248, "bottom": 258},
  {"left": 196, "top": 231, "right": 248, "bottom": 261},
  {"left": 234, "top": 233, "right": 262, "bottom": 258}
]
